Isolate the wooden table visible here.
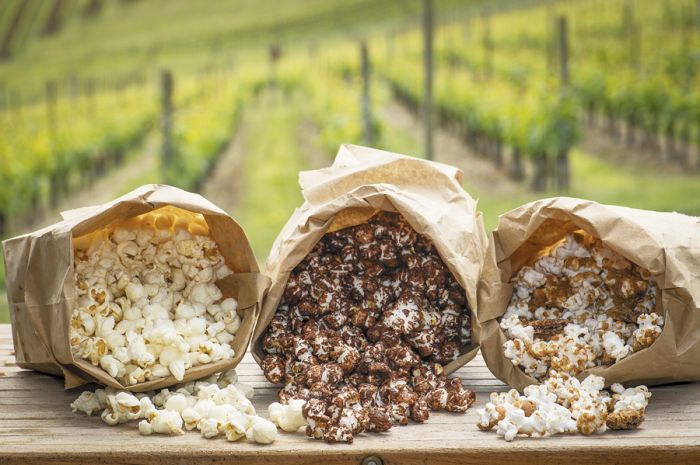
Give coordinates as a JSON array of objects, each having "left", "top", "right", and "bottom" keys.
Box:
[{"left": 1, "top": 324, "right": 699, "bottom": 464}]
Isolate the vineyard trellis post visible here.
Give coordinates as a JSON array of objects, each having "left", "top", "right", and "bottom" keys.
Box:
[
  {"left": 46, "top": 80, "right": 64, "bottom": 206},
  {"left": 43, "top": 0, "right": 67, "bottom": 37},
  {"left": 10, "top": 89, "right": 21, "bottom": 121},
  {"left": 84, "top": 77, "right": 96, "bottom": 115},
  {"left": 483, "top": 12, "right": 494, "bottom": 79},
  {"left": 269, "top": 44, "right": 282, "bottom": 85},
  {"left": 161, "top": 70, "right": 174, "bottom": 185},
  {"left": 0, "top": 79, "right": 5, "bottom": 113},
  {"left": 556, "top": 15, "right": 570, "bottom": 192},
  {"left": 0, "top": 0, "right": 30, "bottom": 60},
  {"left": 422, "top": 0, "right": 434, "bottom": 161},
  {"left": 68, "top": 75, "right": 79, "bottom": 104},
  {"left": 360, "top": 41, "right": 374, "bottom": 146},
  {"left": 386, "top": 32, "right": 395, "bottom": 61}
]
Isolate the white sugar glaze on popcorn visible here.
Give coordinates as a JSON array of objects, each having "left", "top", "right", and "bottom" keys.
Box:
[
  {"left": 69, "top": 212, "right": 241, "bottom": 385},
  {"left": 71, "top": 369, "right": 277, "bottom": 444},
  {"left": 500, "top": 233, "right": 664, "bottom": 380}
]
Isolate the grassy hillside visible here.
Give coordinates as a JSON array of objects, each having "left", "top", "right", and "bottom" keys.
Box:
[{"left": 0, "top": 0, "right": 509, "bottom": 99}]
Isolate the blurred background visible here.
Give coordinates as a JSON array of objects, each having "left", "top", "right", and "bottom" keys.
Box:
[{"left": 1, "top": 0, "right": 699, "bottom": 323}]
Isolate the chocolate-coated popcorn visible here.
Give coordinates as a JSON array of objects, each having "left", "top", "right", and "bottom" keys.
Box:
[{"left": 261, "top": 212, "right": 474, "bottom": 442}]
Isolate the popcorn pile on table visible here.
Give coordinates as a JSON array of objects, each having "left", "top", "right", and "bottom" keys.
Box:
[
  {"left": 477, "top": 232, "right": 659, "bottom": 441},
  {"left": 476, "top": 371, "right": 651, "bottom": 441},
  {"left": 500, "top": 232, "right": 663, "bottom": 380},
  {"left": 260, "top": 212, "right": 476, "bottom": 443},
  {"left": 69, "top": 213, "right": 240, "bottom": 385},
  {"left": 71, "top": 369, "right": 278, "bottom": 444}
]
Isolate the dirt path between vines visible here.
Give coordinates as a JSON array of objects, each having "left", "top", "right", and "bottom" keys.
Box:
[
  {"left": 25, "top": 136, "right": 159, "bottom": 232},
  {"left": 297, "top": 119, "right": 330, "bottom": 169},
  {"left": 200, "top": 119, "right": 250, "bottom": 216},
  {"left": 379, "top": 101, "right": 527, "bottom": 197},
  {"left": 581, "top": 124, "right": 697, "bottom": 174}
]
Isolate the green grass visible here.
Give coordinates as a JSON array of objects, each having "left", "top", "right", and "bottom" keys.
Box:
[
  {"left": 0, "top": 0, "right": 496, "bottom": 100},
  {"left": 231, "top": 89, "right": 307, "bottom": 264},
  {"left": 568, "top": 149, "right": 700, "bottom": 216},
  {"left": 0, "top": 135, "right": 163, "bottom": 324}
]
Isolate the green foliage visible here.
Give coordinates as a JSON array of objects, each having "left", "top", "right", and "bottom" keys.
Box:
[
  {"left": 378, "top": 59, "right": 578, "bottom": 161},
  {"left": 0, "top": 84, "right": 156, "bottom": 226},
  {"left": 233, "top": 89, "right": 307, "bottom": 262}
]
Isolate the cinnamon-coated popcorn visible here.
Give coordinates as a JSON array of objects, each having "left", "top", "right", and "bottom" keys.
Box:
[
  {"left": 500, "top": 233, "right": 663, "bottom": 380},
  {"left": 261, "top": 212, "right": 475, "bottom": 443}
]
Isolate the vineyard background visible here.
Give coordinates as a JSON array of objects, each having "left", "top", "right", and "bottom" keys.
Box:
[{"left": 2, "top": 0, "right": 700, "bottom": 323}]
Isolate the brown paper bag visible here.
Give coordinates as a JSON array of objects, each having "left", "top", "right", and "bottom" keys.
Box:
[
  {"left": 2, "top": 184, "right": 269, "bottom": 392},
  {"left": 478, "top": 196, "right": 700, "bottom": 390},
  {"left": 251, "top": 144, "right": 489, "bottom": 374}
]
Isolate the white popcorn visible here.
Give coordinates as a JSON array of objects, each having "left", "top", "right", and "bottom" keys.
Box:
[
  {"left": 477, "top": 372, "right": 650, "bottom": 441},
  {"left": 169, "top": 358, "right": 187, "bottom": 382},
  {"left": 138, "top": 419, "right": 153, "bottom": 435},
  {"left": 125, "top": 282, "right": 146, "bottom": 303},
  {"left": 235, "top": 381, "right": 255, "bottom": 400},
  {"left": 500, "top": 234, "right": 662, "bottom": 380},
  {"left": 181, "top": 407, "right": 202, "bottom": 430},
  {"left": 147, "top": 409, "right": 185, "bottom": 435},
  {"left": 99, "top": 355, "right": 125, "bottom": 379},
  {"left": 217, "top": 368, "right": 239, "bottom": 387},
  {"left": 70, "top": 215, "right": 238, "bottom": 385},
  {"left": 165, "top": 393, "right": 188, "bottom": 413},
  {"left": 246, "top": 417, "right": 278, "bottom": 444},
  {"left": 268, "top": 399, "right": 307, "bottom": 432},
  {"left": 70, "top": 369, "right": 275, "bottom": 444},
  {"left": 223, "top": 416, "right": 247, "bottom": 442},
  {"left": 602, "top": 331, "right": 630, "bottom": 361},
  {"left": 199, "top": 418, "right": 222, "bottom": 438},
  {"left": 70, "top": 391, "right": 103, "bottom": 415}
]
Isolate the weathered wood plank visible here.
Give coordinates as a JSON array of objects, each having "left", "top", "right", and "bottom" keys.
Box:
[{"left": 0, "top": 324, "right": 699, "bottom": 465}]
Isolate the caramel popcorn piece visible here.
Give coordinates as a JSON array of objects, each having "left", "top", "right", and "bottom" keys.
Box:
[
  {"left": 500, "top": 234, "right": 663, "bottom": 381},
  {"left": 476, "top": 372, "right": 651, "bottom": 441},
  {"left": 530, "top": 319, "right": 568, "bottom": 340},
  {"left": 606, "top": 408, "right": 645, "bottom": 430}
]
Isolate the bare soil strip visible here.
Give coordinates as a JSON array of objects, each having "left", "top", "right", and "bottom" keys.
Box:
[
  {"left": 25, "top": 136, "right": 158, "bottom": 232},
  {"left": 581, "top": 124, "right": 698, "bottom": 174},
  {"left": 200, "top": 119, "right": 250, "bottom": 216},
  {"left": 379, "top": 101, "right": 527, "bottom": 197},
  {"left": 297, "top": 119, "right": 330, "bottom": 169}
]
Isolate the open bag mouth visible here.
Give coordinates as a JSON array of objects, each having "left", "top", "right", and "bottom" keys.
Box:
[
  {"left": 478, "top": 197, "right": 700, "bottom": 391},
  {"left": 4, "top": 185, "right": 265, "bottom": 393},
  {"left": 496, "top": 228, "right": 664, "bottom": 383},
  {"left": 67, "top": 206, "right": 254, "bottom": 390},
  {"left": 256, "top": 208, "right": 479, "bottom": 443}
]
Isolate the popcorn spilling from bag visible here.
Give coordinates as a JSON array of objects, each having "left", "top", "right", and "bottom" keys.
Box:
[
  {"left": 69, "top": 212, "right": 240, "bottom": 385},
  {"left": 71, "top": 369, "right": 277, "bottom": 444},
  {"left": 476, "top": 371, "right": 651, "bottom": 441},
  {"left": 260, "top": 212, "right": 475, "bottom": 444},
  {"left": 500, "top": 232, "right": 663, "bottom": 380}
]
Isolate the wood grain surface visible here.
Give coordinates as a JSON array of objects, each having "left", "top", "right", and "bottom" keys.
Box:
[{"left": 1, "top": 324, "right": 699, "bottom": 465}]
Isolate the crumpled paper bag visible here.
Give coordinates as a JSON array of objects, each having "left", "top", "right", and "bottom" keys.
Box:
[
  {"left": 478, "top": 196, "right": 700, "bottom": 390},
  {"left": 251, "top": 144, "right": 490, "bottom": 375},
  {"left": 2, "top": 184, "right": 269, "bottom": 392}
]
